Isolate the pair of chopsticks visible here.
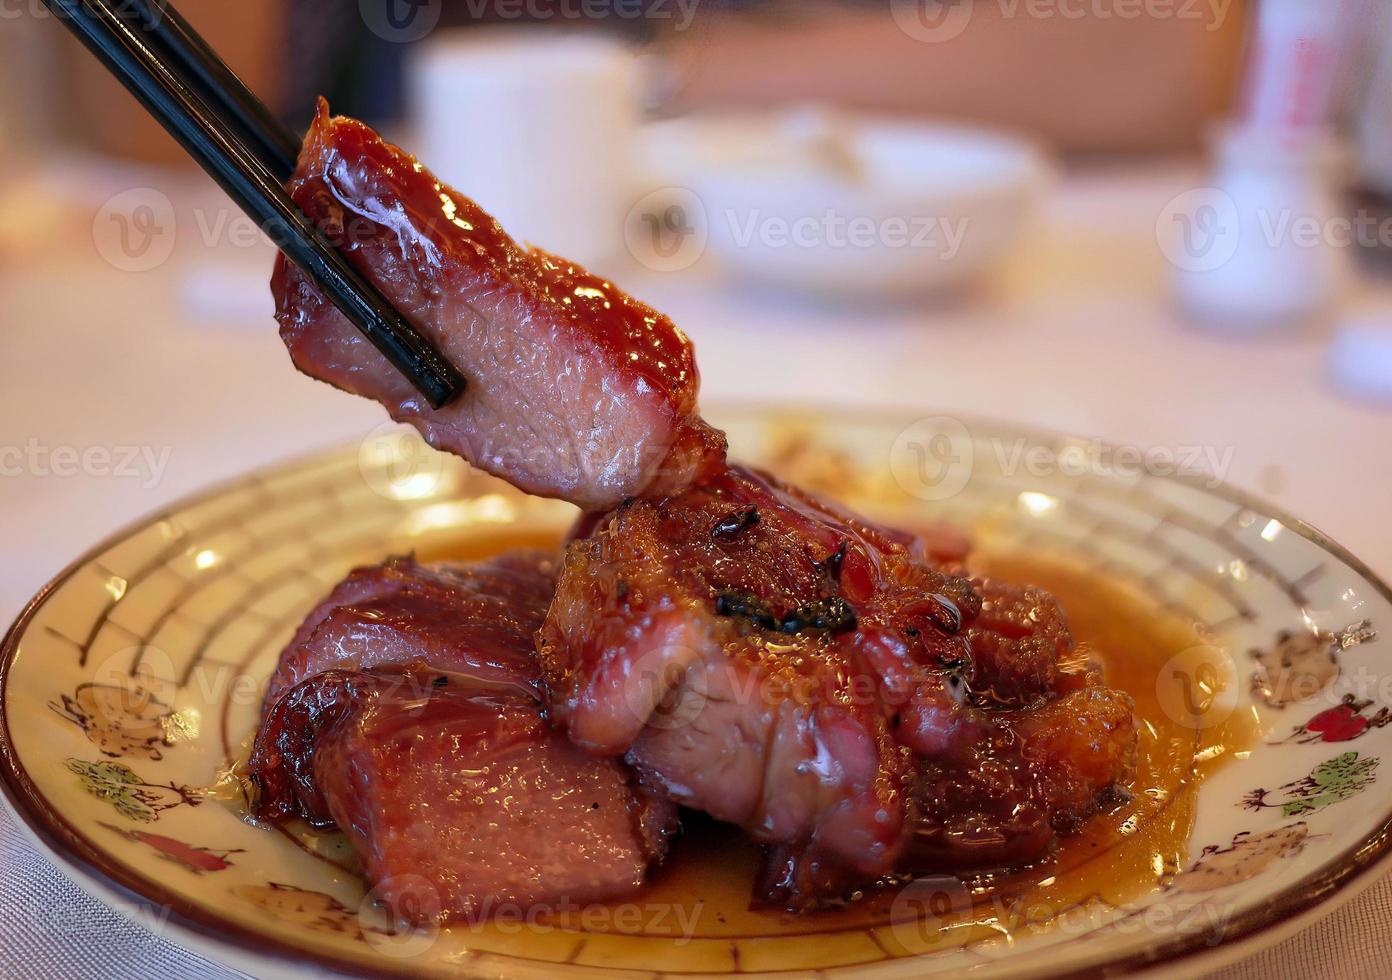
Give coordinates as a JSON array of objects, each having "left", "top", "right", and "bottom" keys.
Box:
[{"left": 45, "top": 0, "right": 465, "bottom": 409}]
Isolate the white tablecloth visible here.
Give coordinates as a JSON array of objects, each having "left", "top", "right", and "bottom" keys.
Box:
[{"left": 2, "top": 160, "right": 1391, "bottom": 978}]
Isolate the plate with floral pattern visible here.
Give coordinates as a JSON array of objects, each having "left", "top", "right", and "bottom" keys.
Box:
[{"left": 3, "top": 406, "right": 1390, "bottom": 979}]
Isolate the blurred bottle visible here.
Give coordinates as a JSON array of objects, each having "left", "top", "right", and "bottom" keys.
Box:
[
  {"left": 1351, "top": 2, "right": 1392, "bottom": 196},
  {"left": 0, "top": 12, "right": 73, "bottom": 262},
  {"left": 1175, "top": 128, "right": 1348, "bottom": 331},
  {"left": 1331, "top": 1, "right": 1392, "bottom": 405},
  {"left": 1173, "top": 0, "right": 1368, "bottom": 331}
]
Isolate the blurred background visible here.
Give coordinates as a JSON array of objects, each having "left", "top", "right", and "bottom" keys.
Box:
[
  {"left": 4, "top": 3, "right": 1392, "bottom": 976},
  {"left": 9, "top": 0, "right": 1392, "bottom": 624},
  {"left": 3, "top": 4, "right": 1392, "bottom": 621},
  {"left": 6, "top": 2, "right": 1392, "bottom": 631}
]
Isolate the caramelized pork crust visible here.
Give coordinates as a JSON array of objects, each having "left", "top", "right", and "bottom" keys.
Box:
[
  {"left": 540, "top": 470, "right": 1138, "bottom": 910},
  {"left": 760, "top": 583, "right": 1138, "bottom": 910},
  {"left": 272, "top": 100, "right": 725, "bottom": 511},
  {"left": 962, "top": 580, "right": 1074, "bottom": 707},
  {"left": 539, "top": 464, "right": 983, "bottom": 886},
  {"left": 904, "top": 685, "right": 1137, "bottom": 870}
]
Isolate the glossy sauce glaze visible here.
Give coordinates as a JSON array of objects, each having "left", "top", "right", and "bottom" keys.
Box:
[
  {"left": 539, "top": 462, "right": 997, "bottom": 910},
  {"left": 515, "top": 548, "right": 1256, "bottom": 945},
  {"left": 287, "top": 101, "right": 702, "bottom": 413},
  {"left": 274, "top": 103, "right": 726, "bottom": 510}
]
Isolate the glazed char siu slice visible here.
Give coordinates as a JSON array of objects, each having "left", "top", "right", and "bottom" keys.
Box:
[
  {"left": 262, "top": 551, "right": 555, "bottom": 711},
  {"left": 960, "top": 580, "right": 1073, "bottom": 707},
  {"left": 760, "top": 579, "right": 1138, "bottom": 910},
  {"left": 251, "top": 553, "right": 677, "bottom": 922},
  {"left": 272, "top": 101, "right": 726, "bottom": 511},
  {"left": 251, "top": 665, "right": 676, "bottom": 921},
  {"left": 539, "top": 464, "right": 983, "bottom": 886},
  {"left": 904, "top": 685, "right": 1136, "bottom": 871},
  {"left": 906, "top": 579, "right": 1136, "bottom": 869}
]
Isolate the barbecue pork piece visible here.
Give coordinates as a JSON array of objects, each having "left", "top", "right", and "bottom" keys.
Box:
[
  {"left": 758, "top": 579, "right": 1137, "bottom": 909},
  {"left": 250, "top": 555, "right": 676, "bottom": 922},
  {"left": 252, "top": 665, "right": 676, "bottom": 922},
  {"left": 538, "top": 464, "right": 984, "bottom": 889},
  {"left": 960, "top": 580, "right": 1073, "bottom": 708},
  {"left": 263, "top": 551, "right": 554, "bottom": 711},
  {"left": 271, "top": 100, "right": 725, "bottom": 511},
  {"left": 907, "top": 579, "right": 1136, "bottom": 868}
]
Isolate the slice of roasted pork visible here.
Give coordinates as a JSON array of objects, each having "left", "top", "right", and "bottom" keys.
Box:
[
  {"left": 272, "top": 100, "right": 725, "bottom": 511},
  {"left": 906, "top": 579, "right": 1136, "bottom": 870},
  {"left": 262, "top": 551, "right": 555, "bottom": 711},
  {"left": 758, "top": 579, "right": 1137, "bottom": 910},
  {"left": 250, "top": 554, "right": 677, "bottom": 922},
  {"left": 538, "top": 464, "right": 983, "bottom": 889},
  {"left": 252, "top": 664, "right": 676, "bottom": 921}
]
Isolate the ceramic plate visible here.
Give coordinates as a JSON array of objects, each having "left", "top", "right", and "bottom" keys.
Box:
[{"left": 3, "top": 407, "right": 1391, "bottom": 979}]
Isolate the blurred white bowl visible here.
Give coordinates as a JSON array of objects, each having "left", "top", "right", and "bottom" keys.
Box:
[{"left": 638, "top": 110, "right": 1048, "bottom": 297}]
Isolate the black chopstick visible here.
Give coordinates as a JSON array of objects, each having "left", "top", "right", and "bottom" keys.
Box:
[
  {"left": 123, "top": 0, "right": 301, "bottom": 179},
  {"left": 44, "top": 0, "right": 466, "bottom": 410}
]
